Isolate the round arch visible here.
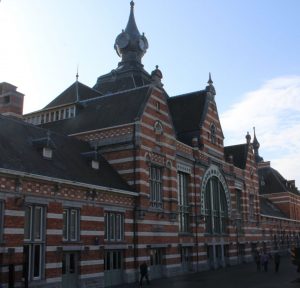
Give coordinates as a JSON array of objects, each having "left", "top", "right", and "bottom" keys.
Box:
[{"left": 200, "top": 165, "right": 231, "bottom": 217}]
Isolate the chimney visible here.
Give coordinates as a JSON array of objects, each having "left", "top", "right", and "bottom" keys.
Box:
[{"left": 0, "top": 82, "right": 24, "bottom": 118}]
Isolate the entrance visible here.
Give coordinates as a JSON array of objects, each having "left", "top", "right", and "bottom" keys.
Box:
[
  {"left": 180, "top": 247, "right": 192, "bottom": 272},
  {"left": 104, "top": 250, "right": 123, "bottom": 287},
  {"left": 62, "top": 252, "right": 78, "bottom": 288},
  {"left": 149, "top": 248, "right": 163, "bottom": 279}
]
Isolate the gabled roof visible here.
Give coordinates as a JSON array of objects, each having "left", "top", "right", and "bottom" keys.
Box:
[
  {"left": 224, "top": 144, "right": 249, "bottom": 169},
  {"left": 44, "top": 81, "right": 102, "bottom": 109},
  {"left": 168, "top": 90, "right": 208, "bottom": 145},
  {"left": 260, "top": 196, "right": 288, "bottom": 218},
  {"left": 0, "top": 115, "right": 132, "bottom": 191},
  {"left": 41, "top": 85, "right": 152, "bottom": 135},
  {"left": 258, "top": 166, "right": 299, "bottom": 195}
]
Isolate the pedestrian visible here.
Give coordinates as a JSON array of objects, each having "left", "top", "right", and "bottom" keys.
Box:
[
  {"left": 274, "top": 252, "right": 280, "bottom": 273},
  {"left": 262, "top": 252, "right": 269, "bottom": 272},
  {"left": 254, "top": 251, "right": 261, "bottom": 271},
  {"left": 139, "top": 262, "right": 150, "bottom": 287}
]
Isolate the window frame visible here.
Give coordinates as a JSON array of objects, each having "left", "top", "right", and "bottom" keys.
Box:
[
  {"left": 104, "top": 211, "right": 124, "bottom": 242},
  {"left": 149, "top": 165, "right": 163, "bottom": 209},
  {"left": 204, "top": 176, "right": 228, "bottom": 235},
  {"left": 63, "top": 208, "right": 80, "bottom": 242},
  {"left": 177, "top": 172, "right": 190, "bottom": 233},
  {"left": 24, "top": 204, "right": 45, "bottom": 281}
]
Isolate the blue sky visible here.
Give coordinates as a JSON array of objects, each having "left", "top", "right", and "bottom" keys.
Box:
[{"left": 1, "top": 0, "right": 300, "bottom": 185}]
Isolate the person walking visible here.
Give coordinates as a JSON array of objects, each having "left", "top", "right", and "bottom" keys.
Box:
[
  {"left": 254, "top": 251, "right": 261, "bottom": 271},
  {"left": 139, "top": 262, "right": 150, "bottom": 287},
  {"left": 274, "top": 252, "right": 280, "bottom": 273},
  {"left": 262, "top": 252, "right": 269, "bottom": 272}
]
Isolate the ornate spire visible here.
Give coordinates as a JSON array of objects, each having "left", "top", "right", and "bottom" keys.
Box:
[
  {"left": 114, "top": 1, "right": 148, "bottom": 67},
  {"left": 252, "top": 127, "right": 263, "bottom": 163},
  {"left": 125, "top": 1, "right": 140, "bottom": 37},
  {"left": 206, "top": 72, "right": 216, "bottom": 96},
  {"left": 208, "top": 72, "right": 213, "bottom": 85}
]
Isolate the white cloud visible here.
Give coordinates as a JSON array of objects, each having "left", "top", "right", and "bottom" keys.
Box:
[{"left": 221, "top": 75, "right": 300, "bottom": 187}]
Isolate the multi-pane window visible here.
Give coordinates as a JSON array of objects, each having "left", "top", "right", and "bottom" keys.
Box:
[
  {"left": 177, "top": 172, "right": 190, "bottom": 233},
  {"left": 63, "top": 208, "right": 80, "bottom": 241},
  {"left": 204, "top": 176, "right": 228, "bottom": 234},
  {"left": 24, "top": 205, "right": 45, "bottom": 281},
  {"left": 104, "top": 250, "right": 123, "bottom": 271},
  {"left": 149, "top": 166, "right": 163, "bottom": 208},
  {"left": 104, "top": 212, "right": 124, "bottom": 241}
]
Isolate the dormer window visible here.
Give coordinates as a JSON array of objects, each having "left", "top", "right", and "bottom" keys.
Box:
[
  {"left": 43, "top": 147, "right": 53, "bottom": 159},
  {"left": 210, "top": 124, "right": 216, "bottom": 144},
  {"left": 91, "top": 160, "right": 99, "bottom": 170}
]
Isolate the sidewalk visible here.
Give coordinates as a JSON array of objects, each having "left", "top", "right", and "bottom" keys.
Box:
[{"left": 116, "top": 256, "right": 300, "bottom": 288}]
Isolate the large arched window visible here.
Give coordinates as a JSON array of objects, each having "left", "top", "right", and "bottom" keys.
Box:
[{"left": 204, "top": 176, "right": 228, "bottom": 234}]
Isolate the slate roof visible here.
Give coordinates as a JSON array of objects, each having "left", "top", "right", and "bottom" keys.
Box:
[
  {"left": 224, "top": 144, "right": 249, "bottom": 169},
  {"left": 44, "top": 81, "right": 102, "bottom": 109},
  {"left": 94, "top": 67, "right": 152, "bottom": 95},
  {"left": 0, "top": 115, "right": 133, "bottom": 191},
  {"left": 168, "top": 90, "right": 208, "bottom": 145},
  {"left": 41, "top": 85, "right": 152, "bottom": 135},
  {"left": 260, "top": 196, "right": 288, "bottom": 218},
  {"left": 258, "top": 166, "right": 299, "bottom": 195}
]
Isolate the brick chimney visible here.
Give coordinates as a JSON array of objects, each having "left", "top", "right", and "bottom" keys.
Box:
[{"left": 0, "top": 82, "right": 24, "bottom": 118}]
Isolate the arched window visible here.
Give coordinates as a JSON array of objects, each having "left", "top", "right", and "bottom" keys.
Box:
[{"left": 204, "top": 176, "right": 228, "bottom": 234}]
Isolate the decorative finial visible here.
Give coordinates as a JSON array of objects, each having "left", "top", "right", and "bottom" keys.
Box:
[
  {"left": 246, "top": 131, "right": 251, "bottom": 144},
  {"left": 76, "top": 66, "right": 79, "bottom": 81},
  {"left": 130, "top": 1, "right": 134, "bottom": 8},
  {"left": 208, "top": 72, "right": 213, "bottom": 85}
]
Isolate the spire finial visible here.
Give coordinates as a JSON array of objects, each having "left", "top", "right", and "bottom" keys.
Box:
[
  {"left": 130, "top": 1, "right": 134, "bottom": 8},
  {"left": 76, "top": 66, "right": 79, "bottom": 82},
  {"left": 208, "top": 72, "right": 213, "bottom": 85}
]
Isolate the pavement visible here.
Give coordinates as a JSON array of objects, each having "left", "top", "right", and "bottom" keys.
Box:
[{"left": 115, "top": 256, "right": 300, "bottom": 288}]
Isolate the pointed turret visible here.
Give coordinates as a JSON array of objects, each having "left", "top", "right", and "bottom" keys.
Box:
[
  {"left": 114, "top": 1, "right": 148, "bottom": 68},
  {"left": 252, "top": 127, "right": 263, "bottom": 163}
]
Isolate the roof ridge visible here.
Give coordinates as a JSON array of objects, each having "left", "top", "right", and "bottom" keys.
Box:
[
  {"left": 169, "top": 89, "right": 206, "bottom": 100},
  {"left": 81, "top": 84, "right": 152, "bottom": 104}
]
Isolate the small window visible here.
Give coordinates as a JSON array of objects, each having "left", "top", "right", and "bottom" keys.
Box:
[
  {"left": 55, "top": 111, "right": 59, "bottom": 121},
  {"left": 210, "top": 124, "right": 216, "bottom": 144},
  {"left": 4, "top": 95, "right": 10, "bottom": 104},
  {"left": 60, "top": 109, "right": 65, "bottom": 119},
  {"left": 156, "top": 101, "right": 160, "bottom": 112}
]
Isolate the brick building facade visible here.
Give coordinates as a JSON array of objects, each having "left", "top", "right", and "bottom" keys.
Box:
[{"left": 1, "top": 2, "right": 300, "bottom": 287}]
